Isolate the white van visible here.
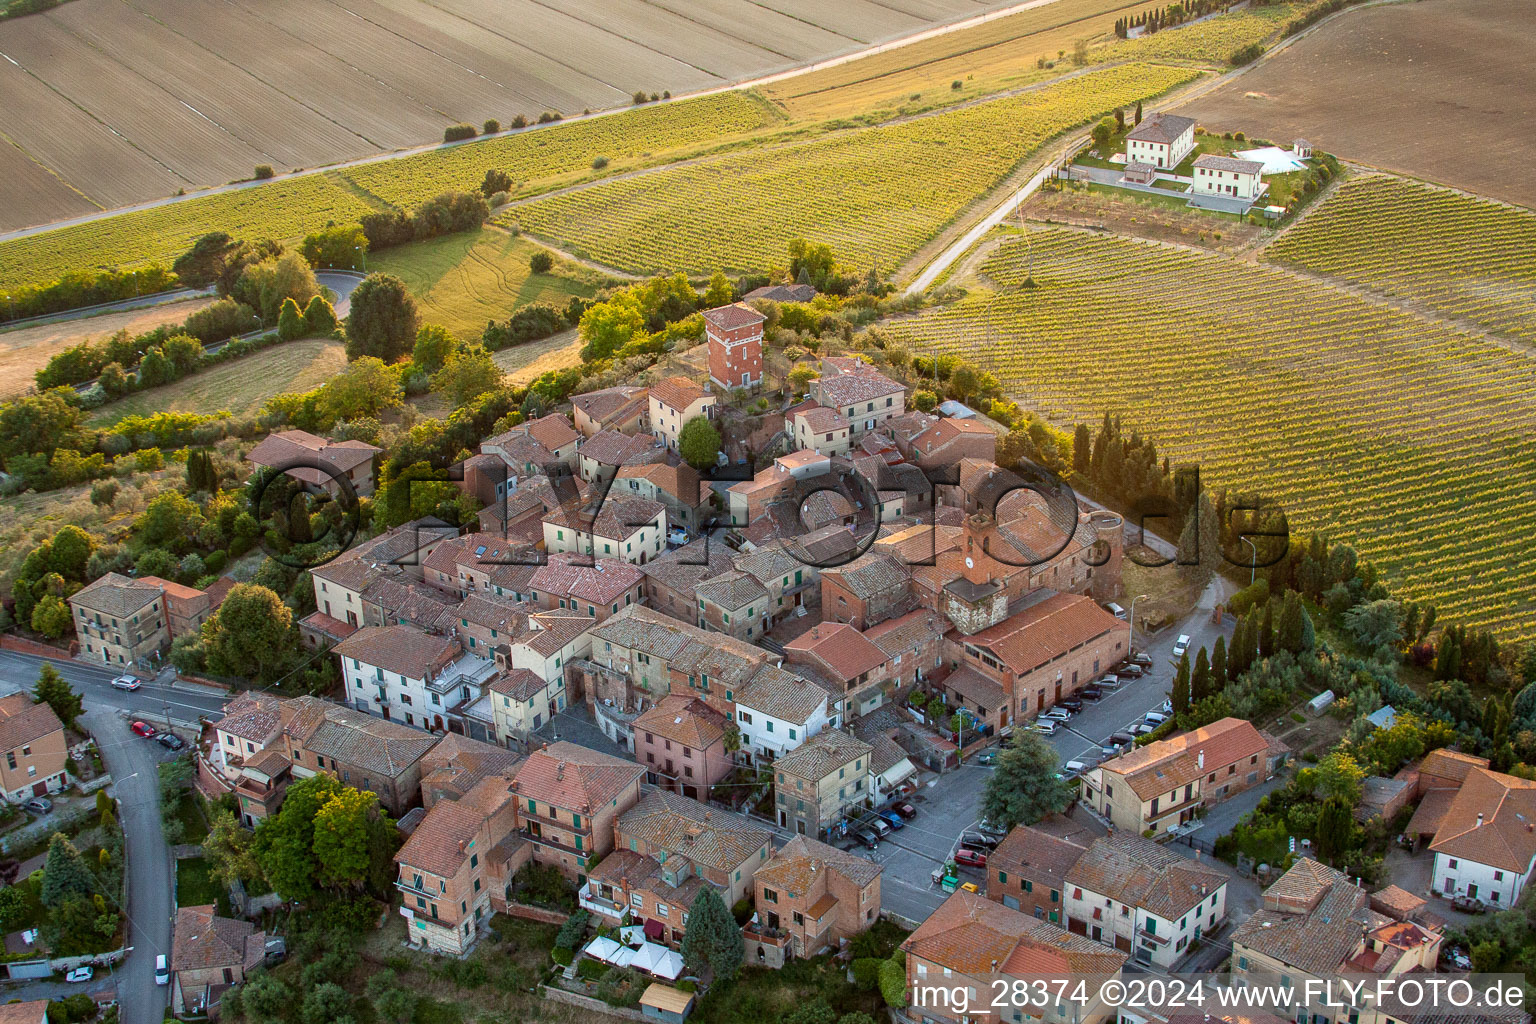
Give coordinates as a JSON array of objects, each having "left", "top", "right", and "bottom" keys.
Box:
[
  {"left": 1105, "top": 602, "right": 1127, "bottom": 620},
  {"left": 155, "top": 954, "right": 169, "bottom": 985}
]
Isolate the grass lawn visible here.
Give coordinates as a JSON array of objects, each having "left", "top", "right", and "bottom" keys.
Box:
[
  {"left": 492, "top": 328, "right": 583, "bottom": 386},
  {"left": 1152, "top": 179, "right": 1188, "bottom": 192},
  {"left": 1078, "top": 181, "right": 1245, "bottom": 222},
  {"left": 87, "top": 339, "right": 346, "bottom": 426},
  {"left": 171, "top": 792, "right": 209, "bottom": 844},
  {"left": 368, "top": 227, "right": 615, "bottom": 341},
  {"left": 176, "top": 856, "right": 223, "bottom": 909}
]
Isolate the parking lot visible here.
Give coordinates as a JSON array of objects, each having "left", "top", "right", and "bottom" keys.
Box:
[{"left": 853, "top": 599, "right": 1236, "bottom": 925}]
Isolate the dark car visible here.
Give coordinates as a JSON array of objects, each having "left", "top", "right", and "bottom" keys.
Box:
[
  {"left": 1080, "top": 685, "right": 1103, "bottom": 701},
  {"left": 976, "top": 819, "right": 1007, "bottom": 838},
  {"left": 157, "top": 732, "right": 185, "bottom": 751},
  {"left": 1059, "top": 697, "right": 1084, "bottom": 712},
  {"left": 854, "top": 829, "right": 881, "bottom": 849},
  {"left": 130, "top": 721, "right": 157, "bottom": 738},
  {"left": 1109, "top": 731, "right": 1136, "bottom": 747},
  {"left": 954, "top": 847, "right": 987, "bottom": 868},
  {"left": 960, "top": 831, "right": 999, "bottom": 851},
  {"left": 1130, "top": 652, "right": 1153, "bottom": 668},
  {"left": 1117, "top": 663, "right": 1145, "bottom": 679},
  {"left": 889, "top": 800, "right": 918, "bottom": 820}
]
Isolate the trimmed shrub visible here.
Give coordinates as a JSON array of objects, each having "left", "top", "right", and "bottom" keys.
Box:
[
  {"left": 528, "top": 250, "right": 554, "bottom": 274},
  {"left": 551, "top": 947, "right": 574, "bottom": 966},
  {"left": 482, "top": 118, "right": 501, "bottom": 135},
  {"left": 253, "top": 164, "right": 275, "bottom": 179},
  {"left": 443, "top": 123, "right": 477, "bottom": 143}
]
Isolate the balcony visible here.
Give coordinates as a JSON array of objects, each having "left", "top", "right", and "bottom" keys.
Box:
[
  {"left": 1146, "top": 793, "right": 1202, "bottom": 823},
  {"left": 743, "top": 922, "right": 790, "bottom": 946},
  {"left": 520, "top": 826, "right": 590, "bottom": 860},
  {"left": 580, "top": 892, "right": 626, "bottom": 918}
]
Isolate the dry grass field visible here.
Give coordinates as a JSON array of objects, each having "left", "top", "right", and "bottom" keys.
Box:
[
  {"left": 0, "top": 0, "right": 1011, "bottom": 231},
  {"left": 0, "top": 297, "right": 214, "bottom": 400},
  {"left": 1173, "top": 0, "right": 1536, "bottom": 208}
]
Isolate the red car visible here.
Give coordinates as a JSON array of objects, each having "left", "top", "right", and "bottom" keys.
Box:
[
  {"left": 130, "top": 721, "right": 157, "bottom": 738},
  {"left": 954, "top": 847, "right": 987, "bottom": 868}
]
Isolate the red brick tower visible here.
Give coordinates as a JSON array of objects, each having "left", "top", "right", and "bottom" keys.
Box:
[{"left": 703, "top": 303, "right": 766, "bottom": 390}]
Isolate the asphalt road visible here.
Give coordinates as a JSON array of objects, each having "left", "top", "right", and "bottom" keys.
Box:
[{"left": 0, "top": 652, "right": 227, "bottom": 1020}]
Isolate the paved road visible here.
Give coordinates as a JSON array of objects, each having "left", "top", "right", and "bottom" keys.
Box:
[
  {"left": 0, "top": 288, "right": 214, "bottom": 332},
  {"left": 0, "top": 653, "right": 227, "bottom": 724}
]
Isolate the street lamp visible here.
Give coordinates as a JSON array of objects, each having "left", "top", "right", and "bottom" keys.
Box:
[
  {"left": 1128, "top": 593, "right": 1149, "bottom": 650},
  {"left": 355, "top": 246, "right": 366, "bottom": 273},
  {"left": 1240, "top": 536, "right": 1258, "bottom": 587}
]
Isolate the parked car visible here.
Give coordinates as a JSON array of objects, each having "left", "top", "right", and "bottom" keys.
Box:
[
  {"left": 954, "top": 847, "right": 987, "bottom": 868},
  {"left": 866, "top": 817, "right": 892, "bottom": 838},
  {"left": 1063, "top": 759, "right": 1091, "bottom": 775},
  {"left": 1172, "top": 634, "right": 1192, "bottom": 658},
  {"left": 1143, "top": 711, "right": 1169, "bottom": 726},
  {"left": 1442, "top": 947, "right": 1472, "bottom": 970},
  {"left": 889, "top": 800, "right": 918, "bottom": 820},
  {"left": 1040, "top": 708, "right": 1072, "bottom": 723},
  {"left": 1096, "top": 676, "right": 1122, "bottom": 691},
  {"left": 960, "top": 831, "right": 999, "bottom": 851},
  {"left": 157, "top": 732, "right": 185, "bottom": 750},
  {"left": 1157, "top": 699, "right": 1174, "bottom": 715},
  {"left": 878, "top": 810, "right": 906, "bottom": 830},
  {"left": 110, "top": 674, "right": 142, "bottom": 691},
  {"left": 1109, "top": 731, "right": 1136, "bottom": 748},
  {"left": 1058, "top": 697, "right": 1084, "bottom": 712},
  {"left": 1031, "top": 720, "right": 1059, "bottom": 736},
  {"left": 130, "top": 721, "right": 157, "bottom": 737},
  {"left": 854, "top": 829, "right": 881, "bottom": 849},
  {"left": 155, "top": 954, "right": 169, "bottom": 986},
  {"left": 977, "top": 819, "right": 1007, "bottom": 838},
  {"left": 1130, "top": 722, "right": 1157, "bottom": 737},
  {"left": 1451, "top": 896, "right": 1486, "bottom": 913},
  {"left": 65, "top": 966, "right": 94, "bottom": 983},
  {"left": 1080, "top": 685, "right": 1104, "bottom": 701},
  {"left": 1117, "top": 664, "right": 1144, "bottom": 679},
  {"left": 1130, "top": 652, "right": 1153, "bottom": 668},
  {"left": 24, "top": 797, "right": 52, "bottom": 815}
]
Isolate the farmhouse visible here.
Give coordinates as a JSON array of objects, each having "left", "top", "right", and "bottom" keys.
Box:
[
  {"left": 244, "top": 429, "right": 380, "bottom": 498},
  {"left": 1192, "top": 154, "right": 1265, "bottom": 201},
  {"left": 1427, "top": 766, "right": 1536, "bottom": 906},
  {"left": 1124, "top": 112, "right": 1195, "bottom": 169}
]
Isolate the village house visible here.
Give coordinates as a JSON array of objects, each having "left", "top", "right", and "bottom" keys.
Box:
[
  {"left": 588, "top": 605, "right": 772, "bottom": 707},
  {"left": 773, "top": 729, "right": 872, "bottom": 838},
  {"left": 634, "top": 694, "right": 734, "bottom": 799},
  {"left": 987, "top": 814, "right": 1094, "bottom": 922},
  {"left": 417, "top": 732, "right": 522, "bottom": 809},
  {"left": 280, "top": 695, "right": 439, "bottom": 815},
  {"left": 542, "top": 495, "right": 668, "bottom": 565},
  {"left": 170, "top": 904, "right": 269, "bottom": 1019},
  {"left": 733, "top": 666, "right": 838, "bottom": 764},
  {"left": 733, "top": 542, "right": 819, "bottom": 625},
  {"left": 230, "top": 747, "right": 292, "bottom": 828},
  {"left": 578, "top": 429, "right": 666, "bottom": 483},
  {"left": 482, "top": 413, "right": 581, "bottom": 471},
  {"left": 1063, "top": 831, "right": 1229, "bottom": 968},
  {"left": 810, "top": 360, "right": 905, "bottom": 437},
  {"left": 818, "top": 552, "right": 911, "bottom": 630},
  {"left": 583, "top": 792, "right": 773, "bottom": 947},
  {"left": 308, "top": 517, "right": 459, "bottom": 628},
  {"left": 864, "top": 609, "right": 945, "bottom": 689},
  {"left": 244, "top": 428, "right": 381, "bottom": 498},
  {"left": 332, "top": 625, "right": 498, "bottom": 734},
  {"left": 1082, "top": 717, "right": 1280, "bottom": 836},
  {"left": 0, "top": 1001, "right": 47, "bottom": 1023},
  {"left": 573, "top": 384, "right": 650, "bottom": 438},
  {"left": 395, "top": 771, "right": 526, "bottom": 955},
  {"left": 615, "top": 461, "right": 712, "bottom": 533},
  {"left": 746, "top": 835, "right": 882, "bottom": 964},
  {"left": 421, "top": 533, "right": 533, "bottom": 601},
  {"left": 1123, "top": 112, "right": 1196, "bottom": 170},
  {"left": 903, "top": 416, "right": 997, "bottom": 470},
  {"left": 649, "top": 376, "right": 719, "bottom": 451},
  {"left": 640, "top": 540, "right": 732, "bottom": 624},
  {"left": 528, "top": 553, "right": 644, "bottom": 620},
  {"left": 900, "top": 889, "right": 1127, "bottom": 1024},
  {"left": 1427, "top": 766, "right": 1536, "bottom": 906},
  {"left": 512, "top": 740, "right": 646, "bottom": 882},
  {"left": 704, "top": 303, "right": 765, "bottom": 390},
  {"left": 0, "top": 693, "right": 68, "bottom": 804},
  {"left": 435, "top": 593, "right": 526, "bottom": 655},
  {"left": 1192, "top": 154, "right": 1265, "bottom": 201},
  {"left": 1403, "top": 748, "right": 1490, "bottom": 846},
  {"left": 68, "top": 571, "right": 172, "bottom": 668},
  {"left": 786, "top": 400, "right": 852, "bottom": 457},
  {"left": 695, "top": 568, "right": 772, "bottom": 640},
  {"left": 784, "top": 621, "right": 892, "bottom": 719}
]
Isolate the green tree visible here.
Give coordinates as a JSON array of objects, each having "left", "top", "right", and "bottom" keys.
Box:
[
  {"left": 0, "top": 886, "right": 26, "bottom": 932},
  {"left": 254, "top": 774, "right": 338, "bottom": 904},
  {"left": 1343, "top": 599, "right": 1403, "bottom": 652},
  {"left": 134, "top": 491, "right": 205, "bottom": 551},
  {"left": 374, "top": 462, "right": 463, "bottom": 529},
  {"left": 1210, "top": 635, "right": 1228, "bottom": 691},
  {"left": 300, "top": 223, "right": 368, "bottom": 270},
  {"left": 1259, "top": 600, "right": 1276, "bottom": 659},
  {"left": 202, "top": 584, "right": 294, "bottom": 682},
  {"left": 1171, "top": 651, "right": 1191, "bottom": 715},
  {"left": 1190, "top": 647, "right": 1211, "bottom": 704},
  {"left": 878, "top": 954, "right": 907, "bottom": 1007},
  {"left": 787, "top": 363, "right": 818, "bottom": 394},
  {"left": 320, "top": 355, "right": 403, "bottom": 423},
  {"left": 703, "top": 270, "right": 734, "bottom": 307},
  {"left": 33, "top": 664, "right": 83, "bottom": 728},
  {"left": 49, "top": 529, "right": 95, "bottom": 585},
  {"left": 678, "top": 415, "right": 722, "bottom": 471},
  {"left": 528, "top": 250, "right": 554, "bottom": 274},
  {"left": 411, "top": 323, "right": 455, "bottom": 375},
  {"left": 1315, "top": 797, "right": 1354, "bottom": 861},
  {"left": 312, "top": 785, "right": 396, "bottom": 894},
  {"left": 787, "top": 238, "right": 835, "bottom": 287},
  {"left": 302, "top": 982, "right": 353, "bottom": 1024},
  {"left": 345, "top": 274, "right": 419, "bottom": 362},
  {"left": 784, "top": 1002, "right": 836, "bottom": 1024},
  {"left": 303, "top": 294, "right": 339, "bottom": 337},
  {"left": 431, "top": 344, "right": 503, "bottom": 408},
  {"left": 1310, "top": 750, "right": 1365, "bottom": 803},
  {"left": 980, "top": 731, "right": 1072, "bottom": 831},
  {"left": 277, "top": 296, "right": 307, "bottom": 341},
  {"left": 1091, "top": 116, "right": 1115, "bottom": 148},
  {"left": 203, "top": 807, "right": 263, "bottom": 889},
  {"left": 911, "top": 389, "right": 938, "bottom": 413},
  {"left": 578, "top": 299, "right": 645, "bottom": 362},
  {"left": 40, "top": 834, "right": 95, "bottom": 908},
  {"left": 481, "top": 168, "right": 512, "bottom": 196},
  {"left": 680, "top": 886, "right": 743, "bottom": 982},
  {"left": 30, "top": 595, "right": 73, "bottom": 641},
  {"left": 240, "top": 972, "right": 292, "bottom": 1023}
]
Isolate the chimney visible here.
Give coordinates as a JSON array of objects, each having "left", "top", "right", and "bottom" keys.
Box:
[
  {"left": 1475, "top": 813, "right": 1483, "bottom": 828},
  {"left": 1197, "top": 751, "right": 1205, "bottom": 770}
]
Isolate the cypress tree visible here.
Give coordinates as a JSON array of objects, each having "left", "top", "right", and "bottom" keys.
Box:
[
  {"left": 1172, "top": 652, "right": 1191, "bottom": 716},
  {"left": 681, "top": 886, "right": 743, "bottom": 982},
  {"left": 40, "top": 834, "right": 96, "bottom": 908},
  {"left": 1259, "top": 601, "right": 1276, "bottom": 659},
  {"left": 1278, "top": 591, "right": 1305, "bottom": 654},
  {"left": 1191, "top": 647, "right": 1211, "bottom": 703},
  {"left": 1211, "top": 635, "right": 1228, "bottom": 691},
  {"left": 1073, "top": 423, "right": 1091, "bottom": 476}
]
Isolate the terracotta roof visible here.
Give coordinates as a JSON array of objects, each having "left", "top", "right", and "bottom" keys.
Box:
[
  {"left": 68, "top": 571, "right": 162, "bottom": 617},
  {"left": 1232, "top": 859, "right": 1373, "bottom": 976},
  {"left": 992, "top": 819, "right": 1090, "bottom": 889},
  {"left": 282, "top": 696, "right": 437, "bottom": 778},
  {"left": 815, "top": 366, "right": 903, "bottom": 407},
  {"left": 1195, "top": 153, "right": 1264, "bottom": 174},
  {"left": 819, "top": 552, "right": 909, "bottom": 600},
  {"left": 171, "top": 905, "right": 266, "bottom": 973},
  {"left": 1370, "top": 884, "right": 1427, "bottom": 921},
  {"left": 775, "top": 729, "right": 870, "bottom": 782},
  {"left": 212, "top": 691, "right": 283, "bottom": 743},
  {"left": 1418, "top": 748, "right": 1489, "bottom": 787},
  {"left": 903, "top": 889, "right": 1127, "bottom": 976},
  {"left": 135, "top": 575, "right": 208, "bottom": 602},
  {"left": 635, "top": 694, "right": 729, "bottom": 749},
  {"left": 241, "top": 746, "right": 291, "bottom": 778},
  {"left": 245, "top": 429, "right": 379, "bottom": 485},
  {"left": 522, "top": 413, "right": 580, "bottom": 451},
  {"left": 641, "top": 539, "right": 731, "bottom": 592},
  {"left": 395, "top": 772, "right": 518, "bottom": 877},
  {"left": 755, "top": 834, "right": 881, "bottom": 891},
  {"left": 530, "top": 553, "right": 643, "bottom": 605},
  {"left": 965, "top": 593, "right": 1125, "bottom": 677},
  {"left": 735, "top": 665, "right": 832, "bottom": 725},
  {"left": 0, "top": 693, "right": 63, "bottom": 752},
  {"left": 650, "top": 375, "right": 711, "bottom": 413},
  {"left": 299, "top": 610, "right": 359, "bottom": 642},
  {"left": 944, "top": 667, "right": 1007, "bottom": 711},
  {"left": 785, "top": 622, "right": 886, "bottom": 683},
  {"left": 488, "top": 667, "right": 548, "bottom": 703},
  {"left": 1099, "top": 718, "right": 1270, "bottom": 800},
  {"left": 442, "top": 593, "right": 528, "bottom": 635},
  {"left": 333, "top": 625, "right": 459, "bottom": 680},
  {"left": 867, "top": 733, "right": 913, "bottom": 778},
  {"left": 573, "top": 385, "right": 648, "bottom": 423},
  {"left": 617, "top": 791, "right": 772, "bottom": 871},
  {"left": 1428, "top": 767, "right": 1536, "bottom": 873},
  {"left": 616, "top": 461, "right": 708, "bottom": 506},
  {"left": 793, "top": 406, "right": 849, "bottom": 432},
  {"left": 514, "top": 740, "right": 644, "bottom": 813},
  {"left": 864, "top": 609, "right": 943, "bottom": 659},
  {"left": 1065, "top": 832, "right": 1228, "bottom": 919},
  {"left": 1407, "top": 787, "right": 1457, "bottom": 836},
  {"left": 695, "top": 569, "right": 769, "bottom": 612},
  {"left": 701, "top": 303, "right": 765, "bottom": 331},
  {"left": 514, "top": 612, "right": 595, "bottom": 658},
  {"left": 420, "top": 733, "right": 522, "bottom": 801},
  {"left": 0, "top": 1001, "right": 48, "bottom": 1024},
  {"left": 579, "top": 430, "right": 664, "bottom": 468},
  {"left": 1125, "top": 112, "right": 1195, "bottom": 145}
]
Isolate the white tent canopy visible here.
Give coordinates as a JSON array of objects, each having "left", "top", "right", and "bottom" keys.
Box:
[
  {"left": 629, "top": 942, "right": 684, "bottom": 979},
  {"left": 584, "top": 936, "right": 626, "bottom": 964}
]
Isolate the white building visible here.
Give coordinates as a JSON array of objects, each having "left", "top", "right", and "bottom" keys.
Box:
[
  {"left": 1063, "top": 832, "right": 1228, "bottom": 969},
  {"left": 333, "top": 625, "right": 497, "bottom": 732},
  {"left": 1124, "top": 112, "right": 1196, "bottom": 170},
  {"left": 542, "top": 496, "right": 668, "bottom": 566},
  {"left": 1191, "top": 154, "right": 1265, "bottom": 201},
  {"left": 1429, "top": 767, "right": 1536, "bottom": 907},
  {"left": 732, "top": 666, "right": 837, "bottom": 763}
]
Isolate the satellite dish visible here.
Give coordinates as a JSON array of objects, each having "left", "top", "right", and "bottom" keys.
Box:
[{"left": 965, "top": 556, "right": 974, "bottom": 569}]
